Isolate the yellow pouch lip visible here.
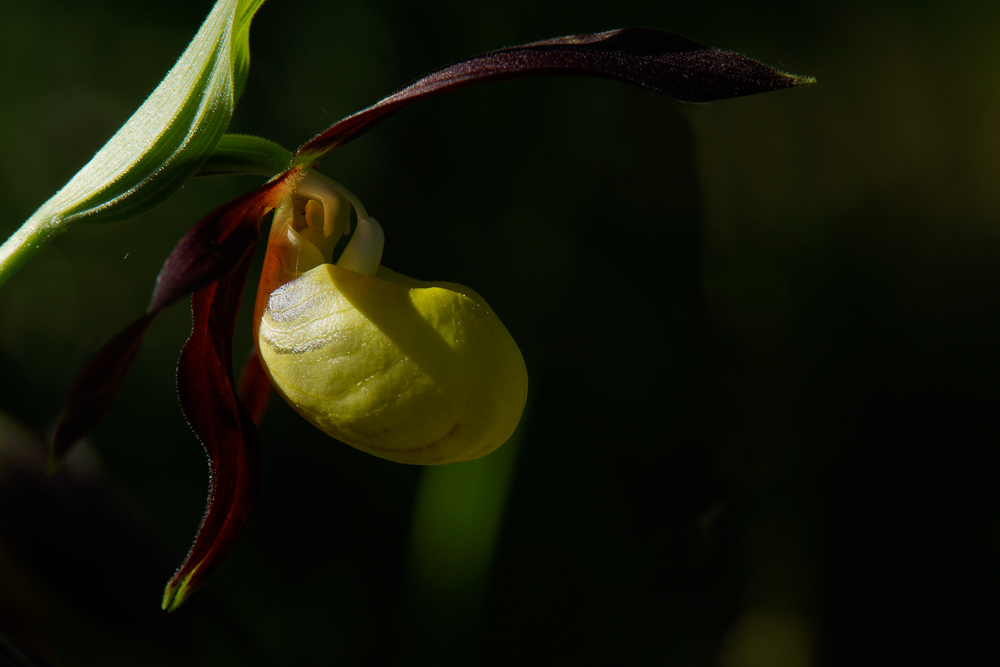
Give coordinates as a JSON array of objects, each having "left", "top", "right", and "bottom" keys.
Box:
[{"left": 255, "top": 247, "right": 527, "bottom": 465}]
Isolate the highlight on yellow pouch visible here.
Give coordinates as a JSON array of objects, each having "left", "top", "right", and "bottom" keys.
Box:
[{"left": 253, "top": 171, "right": 528, "bottom": 464}]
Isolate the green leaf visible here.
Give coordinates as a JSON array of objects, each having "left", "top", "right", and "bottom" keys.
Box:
[
  {"left": 197, "top": 134, "right": 292, "bottom": 178},
  {"left": 0, "top": 0, "right": 268, "bottom": 288},
  {"left": 232, "top": 0, "right": 268, "bottom": 101}
]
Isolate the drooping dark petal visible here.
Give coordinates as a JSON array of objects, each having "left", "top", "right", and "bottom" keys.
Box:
[
  {"left": 295, "top": 28, "right": 814, "bottom": 162},
  {"left": 51, "top": 171, "right": 300, "bottom": 461},
  {"left": 238, "top": 348, "right": 273, "bottom": 427},
  {"left": 51, "top": 315, "right": 156, "bottom": 461},
  {"left": 162, "top": 253, "right": 262, "bottom": 612}
]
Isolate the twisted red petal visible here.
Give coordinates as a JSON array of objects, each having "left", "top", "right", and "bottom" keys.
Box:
[
  {"left": 159, "top": 174, "right": 298, "bottom": 610},
  {"left": 162, "top": 252, "right": 261, "bottom": 611}
]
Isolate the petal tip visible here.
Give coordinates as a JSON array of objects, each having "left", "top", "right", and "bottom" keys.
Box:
[
  {"left": 786, "top": 72, "right": 817, "bottom": 87},
  {"left": 162, "top": 565, "right": 201, "bottom": 612}
]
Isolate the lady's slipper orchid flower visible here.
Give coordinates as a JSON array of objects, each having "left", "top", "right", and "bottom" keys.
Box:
[
  {"left": 0, "top": 1, "right": 814, "bottom": 611},
  {"left": 254, "top": 173, "right": 529, "bottom": 465}
]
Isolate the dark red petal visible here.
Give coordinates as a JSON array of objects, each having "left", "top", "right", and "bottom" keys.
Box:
[
  {"left": 162, "top": 253, "right": 262, "bottom": 611},
  {"left": 238, "top": 348, "right": 272, "bottom": 427},
  {"left": 51, "top": 171, "right": 299, "bottom": 461},
  {"left": 295, "top": 28, "right": 813, "bottom": 160},
  {"left": 150, "top": 170, "right": 301, "bottom": 312},
  {"left": 51, "top": 315, "right": 155, "bottom": 461}
]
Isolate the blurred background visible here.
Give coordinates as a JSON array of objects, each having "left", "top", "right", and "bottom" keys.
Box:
[{"left": 1, "top": 0, "right": 997, "bottom": 665}]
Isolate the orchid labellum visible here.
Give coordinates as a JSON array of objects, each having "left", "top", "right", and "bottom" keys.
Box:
[
  {"left": 255, "top": 172, "right": 529, "bottom": 465},
  {"left": 0, "top": 0, "right": 814, "bottom": 610}
]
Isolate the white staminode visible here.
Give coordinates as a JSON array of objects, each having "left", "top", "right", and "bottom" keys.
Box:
[
  {"left": 337, "top": 217, "right": 384, "bottom": 275},
  {"left": 295, "top": 171, "right": 343, "bottom": 238},
  {"left": 290, "top": 170, "right": 381, "bottom": 273},
  {"left": 294, "top": 170, "right": 371, "bottom": 238}
]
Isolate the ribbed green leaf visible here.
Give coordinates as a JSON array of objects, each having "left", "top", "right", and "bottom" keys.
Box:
[
  {"left": 232, "top": 0, "right": 268, "bottom": 101},
  {"left": 0, "top": 0, "right": 268, "bottom": 288},
  {"left": 198, "top": 134, "right": 292, "bottom": 177}
]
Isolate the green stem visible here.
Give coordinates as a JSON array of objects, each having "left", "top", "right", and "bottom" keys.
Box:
[{"left": 0, "top": 210, "right": 60, "bottom": 289}]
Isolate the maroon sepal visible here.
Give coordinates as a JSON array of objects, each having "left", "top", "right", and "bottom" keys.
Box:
[
  {"left": 51, "top": 171, "right": 300, "bottom": 461},
  {"left": 295, "top": 28, "right": 813, "bottom": 161},
  {"left": 238, "top": 348, "right": 272, "bottom": 427},
  {"left": 50, "top": 314, "right": 156, "bottom": 461},
  {"left": 162, "top": 252, "right": 262, "bottom": 611},
  {"left": 149, "top": 171, "right": 301, "bottom": 312}
]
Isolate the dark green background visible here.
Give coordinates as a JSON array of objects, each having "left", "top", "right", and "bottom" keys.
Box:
[{"left": 1, "top": 1, "right": 997, "bottom": 665}]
